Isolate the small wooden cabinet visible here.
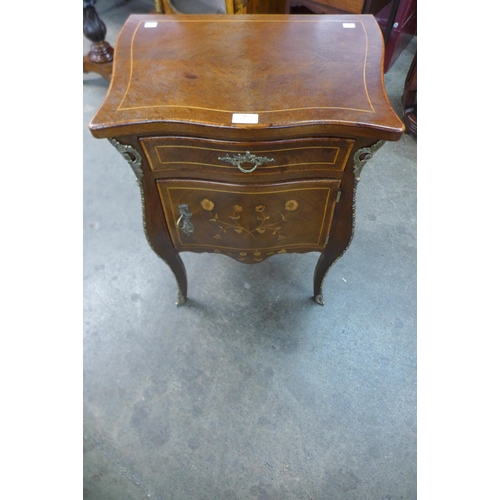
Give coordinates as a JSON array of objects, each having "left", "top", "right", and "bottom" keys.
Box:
[{"left": 89, "top": 14, "right": 404, "bottom": 305}]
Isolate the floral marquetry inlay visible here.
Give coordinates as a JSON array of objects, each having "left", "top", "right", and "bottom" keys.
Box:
[
  {"left": 210, "top": 248, "right": 288, "bottom": 263},
  {"left": 200, "top": 199, "right": 299, "bottom": 243}
]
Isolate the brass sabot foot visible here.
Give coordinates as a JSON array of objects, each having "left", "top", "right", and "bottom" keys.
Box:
[{"left": 314, "top": 294, "right": 325, "bottom": 306}]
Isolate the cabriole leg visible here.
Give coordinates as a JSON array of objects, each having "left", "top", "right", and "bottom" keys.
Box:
[{"left": 313, "top": 252, "right": 336, "bottom": 305}]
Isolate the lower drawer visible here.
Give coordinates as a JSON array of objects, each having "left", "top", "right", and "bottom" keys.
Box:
[{"left": 157, "top": 178, "right": 341, "bottom": 262}]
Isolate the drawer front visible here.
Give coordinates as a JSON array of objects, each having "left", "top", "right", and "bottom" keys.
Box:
[
  {"left": 142, "top": 136, "right": 354, "bottom": 175},
  {"left": 157, "top": 178, "right": 341, "bottom": 262}
]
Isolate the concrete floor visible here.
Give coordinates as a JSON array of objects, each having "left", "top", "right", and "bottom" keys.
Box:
[{"left": 83, "top": 2, "right": 417, "bottom": 499}]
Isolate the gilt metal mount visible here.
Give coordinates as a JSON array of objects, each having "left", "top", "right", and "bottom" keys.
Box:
[
  {"left": 177, "top": 204, "right": 195, "bottom": 236},
  {"left": 353, "top": 140, "right": 385, "bottom": 183},
  {"left": 218, "top": 151, "right": 275, "bottom": 173},
  {"left": 108, "top": 138, "right": 143, "bottom": 182}
]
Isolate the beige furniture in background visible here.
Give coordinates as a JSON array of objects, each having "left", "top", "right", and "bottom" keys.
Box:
[{"left": 156, "top": 0, "right": 286, "bottom": 14}]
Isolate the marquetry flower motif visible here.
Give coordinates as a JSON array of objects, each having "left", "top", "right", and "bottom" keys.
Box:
[
  {"left": 203, "top": 198, "right": 300, "bottom": 243},
  {"left": 201, "top": 199, "right": 214, "bottom": 211}
]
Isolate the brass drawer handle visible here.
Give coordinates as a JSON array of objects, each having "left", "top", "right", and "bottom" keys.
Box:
[
  {"left": 176, "top": 204, "right": 195, "bottom": 236},
  {"left": 218, "top": 151, "right": 275, "bottom": 173}
]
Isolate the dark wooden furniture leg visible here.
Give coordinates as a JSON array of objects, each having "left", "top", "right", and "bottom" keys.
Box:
[
  {"left": 83, "top": 0, "right": 114, "bottom": 82},
  {"left": 142, "top": 177, "right": 189, "bottom": 306},
  {"left": 313, "top": 139, "right": 385, "bottom": 304},
  {"left": 107, "top": 137, "right": 188, "bottom": 305},
  {"left": 313, "top": 173, "right": 354, "bottom": 305},
  {"left": 314, "top": 248, "right": 347, "bottom": 305},
  {"left": 402, "top": 53, "right": 417, "bottom": 137}
]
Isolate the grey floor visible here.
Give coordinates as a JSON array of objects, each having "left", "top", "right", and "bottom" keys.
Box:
[{"left": 83, "top": 2, "right": 417, "bottom": 499}]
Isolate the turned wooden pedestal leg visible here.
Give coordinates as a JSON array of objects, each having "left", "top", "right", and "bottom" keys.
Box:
[{"left": 83, "top": 0, "right": 114, "bottom": 82}]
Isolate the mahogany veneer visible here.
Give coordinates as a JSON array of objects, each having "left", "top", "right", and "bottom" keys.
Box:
[{"left": 89, "top": 14, "right": 404, "bottom": 305}]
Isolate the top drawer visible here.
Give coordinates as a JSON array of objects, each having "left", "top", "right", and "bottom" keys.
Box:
[{"left": 140, "top": 136, "right": 354, "bottom": 175}]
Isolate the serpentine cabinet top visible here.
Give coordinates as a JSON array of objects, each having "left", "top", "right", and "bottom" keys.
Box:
[{"left": 89, "top": 14, "right": 404, "bottom": 140}]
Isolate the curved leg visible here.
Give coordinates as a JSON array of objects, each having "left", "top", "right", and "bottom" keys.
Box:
[
  {"left": 174, "top": 266, "right": 187, "bottom": 305},
  {"left": 313, "top": 253, "right": 329, "bottom": 305},
  {"left": 138, "top": 231, "right": 188, "bottom": 305},
  {"left": 313, "top": 140, "right": 386, "bottom": 305},
  {"left": 313, "top": 179, "right": 356, "bottom": 305},
  {"left": 313, "top": 249, "right": 345, "bottom": 306},
  {"left": 158, "top": 251, "right": 187, "bottom": 306},
  {"left": 143, "top": 187, "right": 189, "bottom": 306},
  {"left": 141, "top": 210, "right": 188, "bottom": 305},
  {"left": 108, "top": 137, "right": 188, "bottom": 305}
]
